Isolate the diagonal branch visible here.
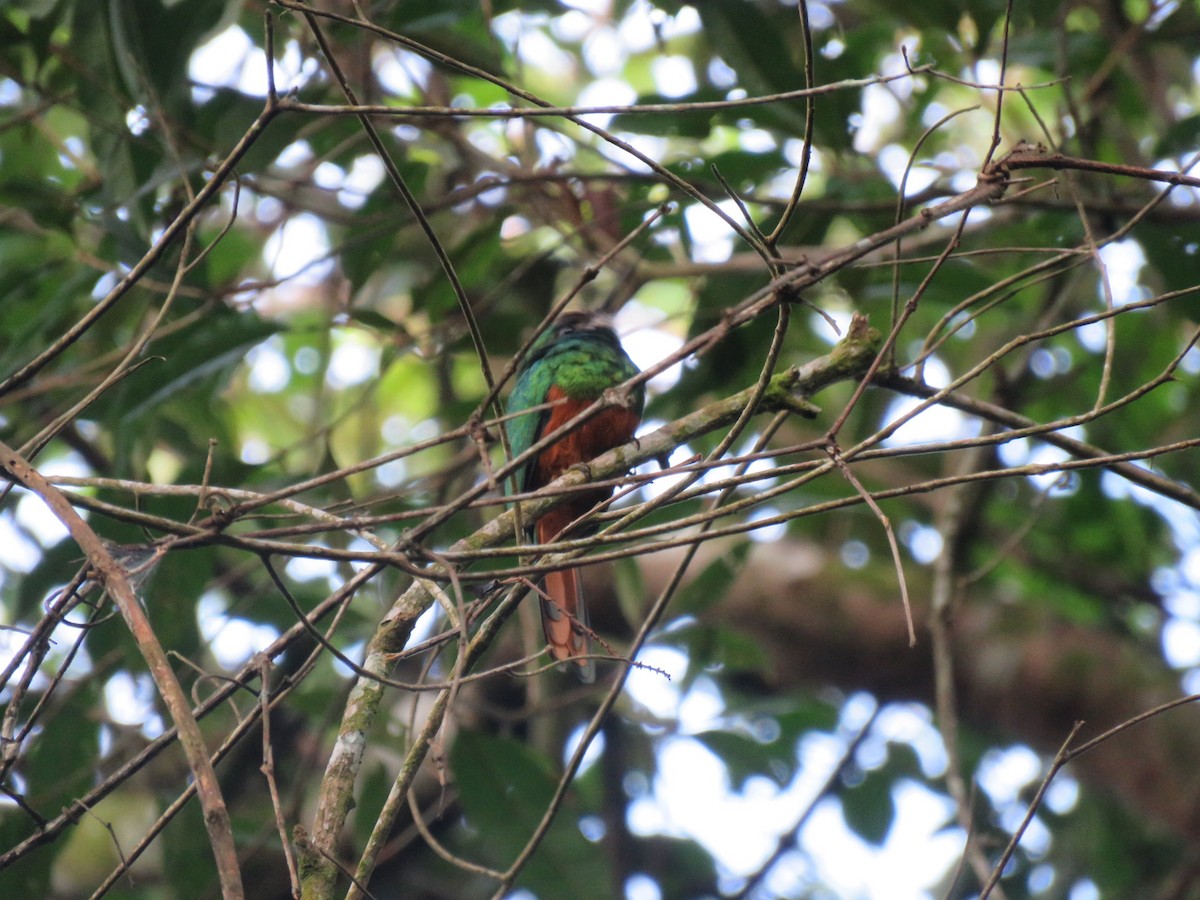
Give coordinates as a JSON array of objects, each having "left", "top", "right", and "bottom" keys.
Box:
[{"left": 0, "top": 442, "right": 245, "bottom": 899}]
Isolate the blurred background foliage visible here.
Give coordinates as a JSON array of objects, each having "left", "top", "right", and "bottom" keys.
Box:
[{"left": 2, "top": 0, "right": 1200, "bottom": 897}]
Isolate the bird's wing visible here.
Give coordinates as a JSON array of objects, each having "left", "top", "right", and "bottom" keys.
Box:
[{"left": 506, "top": 357, "right": 552, "bottom": 496}]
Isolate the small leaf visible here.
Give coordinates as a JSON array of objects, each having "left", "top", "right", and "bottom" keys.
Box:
[
  {"left": 450, "top": 730, "right": 610, "bottom": 899},
  {"left": 839, "top": 766, "right": 896, "bottom": 846}
]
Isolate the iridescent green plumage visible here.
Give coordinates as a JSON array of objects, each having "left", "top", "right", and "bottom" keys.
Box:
[{"left": 507, "top": 312, "right": 644, "bottom": 495}]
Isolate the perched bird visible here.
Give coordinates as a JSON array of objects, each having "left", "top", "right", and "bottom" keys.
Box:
[{"left": 507, "top": 311, "right": 644, "bottom": 682}]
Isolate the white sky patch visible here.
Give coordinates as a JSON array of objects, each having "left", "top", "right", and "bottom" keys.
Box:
[
  {"left": 997, "top": 435, "right": 1030, "bottom": 467},
  {"left": 276, "top": 140, "right": 313, "bottom": 170},
  {"left": 605, "top": 131, "right": 668, "bottom": 173},
  {"left": 811, "top": 308, "right": 855, "bottom": 344},
  {"left": 104, "top": 672, "right": 164, "bottom": 737},
  {"left": 1163, "top": 583, "right": 1200, "bottom": 619},
  {"left": 404, "top": 603, "right": 443, "bottom": 650},
  {"left": 247, "top": 339, "right": 291, "bottom": 393},
  {"left": 747, "top": 506, "right": 786, "bottom": 542},
  {"left": 0, "top": 77, "right": 20, "bottom": 105},
  {"left": 197, "top": 591, "right": 229, "bottom": 643},
  {"left": 658, "top": 5, "right": 701, "bottom": 40},
  {"left": 1, "top": 509, "right": 48, "bottom": 570},
  {"left": 880, "top": 52, "right": 917, "bottom": 101},
  {"left": 977, "top": 744, "right": 1042, "bottom": 806},
  {"left": 92, "top": 271, "right": 119, "bottom": 299},
  {"left": 313, "top": 161, "right": 344, "bottom": 190},
  {"left": 639, "top": 725, "right": 963, "bottom": 895},
  {"left": 854, "top": 86, "right": 901, "bottom": 154},
  {"left": 189, "top": 26, "right": 256, "bottom": 92},
  {"left": 197, "top": 590, "right": 281, "bottom": 670},
  {"left": 532, "top": 128, "right": 576, "bottom": 167},
  {"left": 340, "top": 155, "right": 386, "bottom": 209},
  {"left": 973, "top": 58, "right": 1002, "bottom": 86},
  {"left": 582, "top": 28, "right": 626, "bottom": 78},
  {"left": 263, "top": 212, "right": 334, "bottom": 285},
  {"left": 873, "top": 704, "right": 948, "bottom": 777},
  {"left": 467, "top": 122, "right": 504, "bottom": 158},
  {"left": 627, "top": 646, "right": 689, "bottom": 719},
  {"left": 501, "top": 214, "right": 531, "bottom": 239},
  {"left": 240, "top": 436, "right": 270, "bottom": 465},
  {"left": 743, "top": 453, "right": 780, "bottom": 490},
  {"left": 615, "top": 5, "right": 661, "bottom": 53},
  {"left": 616, "top": 303, "right": 684, "bottom": 393},
  {"left": 489, "top": 11, "right": 525, "bottom": 50},
  {"left": 878, "top": 143, "right": 939, "bottom": 195},
  {"left": 880, "top": 357, "right": 974, "bottom": 447},
  {"left": 211, "top": 618, "right": 280, "bottom": 670},
  {"left": 1020, "top": 428, "right": 1085, "bottom": 493},
  {"left": 999, "top": 807, "right": 1052, "bottom": 856},
  {"left": 189, "top": 27, "right": 312, "bottom": 98},
  {"left": 678, "top": 677, "right": 726, "bottom": 731},
  {"left": 563, "top": 724, "right": 605, "bottom": 773},
  {"left": 684, "top": 201, "right": 738, "bottom": 263},
  {"left": 652, "top": 56, "right": 697, "bottom": 98},
  {"left": 1184, "top": 547, "right": 1200, "bottom": 588},
  {"left": 807, "top": 2, "right": 836, "bottom": 30},
  {"left": 561, "top": 0, "right": 611, "bottom": 15},
  {"left": 255, "top": 194, "right": 285, "bottom": 228},
  {"left": 1029, "top": 346, "right": 1073, "bottom": 379},
  {"left": 842, "top": 539, "right": 870, "bottom": 569},
  {"left": 822, "top": 38, "right": 847, "bottom": 64},
  {"left": 1181, "top": 343, "right": 1200, "bottom": 374},
  {"left": 376, "top": 458, "right": 408, "bottom": 488},
  {"left": 286, "top": 554, "right": 338, "bottom": 583},
  {"left": 903, "top": 522, "right": 944, "bottom": 564},
  {"left": 332, "top": 640, "right": 366, "bottom": 678},
  {"left": 125, "top": 105, "right": 150, "bottom": 136},
  {"left": 551, "top": 9, "right": 593, "bottom": 43},
  {"left": 708, "top": 55, "right": 738, "bottom": 89},
  {"left": 1096, "top": 239, "right": 1147, "bottom": 305},
  {"left": 18, "top": 465, "right": 88, "bottom": 547},
  {"left": 1162, "top": 617, "right": 1200, "bottom": 667},
  {"left": 1044, "top": 774, "right": 1080, "bottom": 815},
  {"left": 738, "top": 127, "right": 777, "bottom": 154},
  {"left": 326, "top": 335, "right": 381, "bottom": 389},
  {"left": 517, "top": 27, "right": 576, "bottom": 78},
  {"left": 0, "top": 630, "right": 32, "bottom": 682},
  {"left": 803, "top": 782, "right": 961, "bottom": 899},
  {"left": 381, "top": 414, "right": 415, "bottom": 446},
  {"left": 577, "top": 76, "right": 635, "bottom": 116},
  {"left": 625, "top": 874, "right": 662, "bottom": 900},
  {"left": 1160, "top": 149, "right": 1200, "bottom": 202},
  {"left": 633, "top": 440, "right": 692, "bottom": 504},
  {"left": 372, "top": 47, "right": 431, "bottom": 98}
]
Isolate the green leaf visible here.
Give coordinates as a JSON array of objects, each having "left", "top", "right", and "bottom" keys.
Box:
[
  {"left": 23, "top": 677, "right": 102, "bottom": 812},
  {"left": 96, "top": 310, "right": 282, "bottom": 423},
  {"left": 450, "top": 730, "right": 610, "bottom": 899},
  {"left": 693, "top": 727, "right": 796, "bottom": 789},
  {"left": 694, "top": 3, "right": 809, "bottom": 134},
  {"left": 839, "top": 766, "right": 897, "bottom": 846},
  {"left": 611, "top": 90, "right": 724, "bottom": 138},
  {"left": 673, "top": 541, "right": 750, "bottom": 616}
]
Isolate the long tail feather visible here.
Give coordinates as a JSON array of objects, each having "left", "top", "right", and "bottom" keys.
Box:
[{"left": 537, "top": 521, "right": 595, "bottom": 682}]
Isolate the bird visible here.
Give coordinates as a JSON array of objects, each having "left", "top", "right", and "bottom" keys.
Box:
[{"left": 507, "top": 310, "right": 644, "bottom": 682}]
